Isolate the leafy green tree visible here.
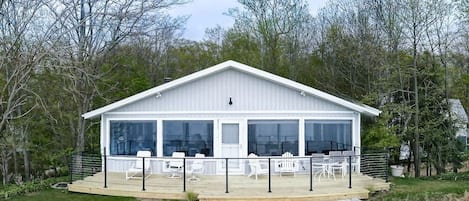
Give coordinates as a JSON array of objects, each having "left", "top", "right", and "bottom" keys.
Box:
[
  {"left": 227, "top": 0, "right": 313, "bottom": 78},
  {"left": 362, "top": 111, "right": 399, "bottom": 149},
  {"left": 417, "top": 52, "right": 461, "bottom": 174}
]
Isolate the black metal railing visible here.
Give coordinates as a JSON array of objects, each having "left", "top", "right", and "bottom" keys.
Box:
[
  {"left": 360, "top": 153, "right": 389, "bottom": 182},
  {"left": 69, "top": 149, "right": 388, "bottom": 193},
  {"left": 69, "top": 152, "right": 102, "bottom": 183}
]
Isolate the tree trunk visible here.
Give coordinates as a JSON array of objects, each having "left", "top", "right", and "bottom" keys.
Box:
[
  {"left": 13, "top": 150, "right": 18, "bottom": 176},
  {"left": 413, "top": 56, "right": 420, "bottom": 178},
  {"left": 23, "top": 149, "right": 30, "bottom": 181},
  {"left": 76, "top": 116, "right": 87, "bottom": 153},
  {"left": 1, "top": 151, "right": 10, "bottom": 185},
  {"left": 19, "top": 125, "right": 30, "bottom": 181},
  {"left": 75, "top": 0, "right": 86, "bottom": 154}
]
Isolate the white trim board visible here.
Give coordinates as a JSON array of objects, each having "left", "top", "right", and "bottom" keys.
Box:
[
  {"left": 104, "top": 110, "right": 356, "bottom": 115},
  {"left": 83, "top": 60, "right": 381, "bottom": 119}
]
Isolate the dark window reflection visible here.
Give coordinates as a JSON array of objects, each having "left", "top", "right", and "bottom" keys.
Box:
[
  {"left": 110, "top": 121, "right": 156, "bottom": 155},
  {"left": 163, "top": 120, "right": 213, "bottom": 156},
  {"left": 305, "top": 120, "right": 352, "bottom": 155},
  {"left": 248, "top": 120, "right": 299, "bottom": 156}
]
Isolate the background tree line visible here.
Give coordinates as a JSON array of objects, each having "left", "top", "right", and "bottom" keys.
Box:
[{"left": 0, "top": 0, "right": 468, "bottom": 184}]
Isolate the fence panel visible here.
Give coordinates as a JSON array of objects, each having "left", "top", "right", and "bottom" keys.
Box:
[
  {"left": 360, "top": 153, "right": 388, "bottom": 181},
  {"left": 70, "top": 153, "right": 102, "bottom": 182}
]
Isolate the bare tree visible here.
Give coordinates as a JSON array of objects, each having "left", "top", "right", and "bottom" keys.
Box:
[
  {"left": 228, "top": 0, "right": 312, "bottom": 78},
  {"left": 46, "top": 0, "right": 187, "bottom": 154},
  {"left": 0, "top": 0, "right": 58, "bottom": 184}
]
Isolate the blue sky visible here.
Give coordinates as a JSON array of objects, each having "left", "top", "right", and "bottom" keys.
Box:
[{"left": 168, "top": 0, "right": 328, "bottom": 41}]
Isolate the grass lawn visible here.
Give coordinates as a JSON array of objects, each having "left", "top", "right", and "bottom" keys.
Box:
[
  {"left": 8, "top": 189, "right": 138, "bottom": 201},
  {"left": 370, "top": 176, "right": 469, "bottom": 201}
]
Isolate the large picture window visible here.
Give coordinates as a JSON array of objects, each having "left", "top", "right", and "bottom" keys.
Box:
[
  {"left": 305, "top": 120, "right": 352, "bottom": 154},
  {"left": 110, "top": 121, "right": 156, "bottom": 156},
  {"left": 163, "top": 120, "right": 213, "bottom": 156},
  {"left": 248, "top": 120, "right": 299, "bottom": 156}
]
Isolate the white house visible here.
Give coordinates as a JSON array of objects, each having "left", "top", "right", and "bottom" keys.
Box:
[{"left": 83, "top": 60, "right": 380, "bottom": 175}]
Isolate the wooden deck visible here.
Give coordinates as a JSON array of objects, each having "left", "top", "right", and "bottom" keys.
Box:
[{"left": 69, "top": 172, "right": 389, "bottom": 201}]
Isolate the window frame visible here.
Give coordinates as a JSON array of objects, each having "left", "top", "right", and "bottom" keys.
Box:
[
  {"left": 162, "top": 120, "right": 215, "bottom": 157},
  {"left": 304, "top": 120, "right": 352, "bottom": 155},
  {"left": 108, "top": 120, "right": 157, "bottom": 156},
  {"left": 247, "top": 119, "right": 299, "bottom": 156}
]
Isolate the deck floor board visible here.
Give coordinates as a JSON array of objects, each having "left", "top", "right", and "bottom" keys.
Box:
[{"left": 69, "top": 172, "right": 389, "bottom": 201}]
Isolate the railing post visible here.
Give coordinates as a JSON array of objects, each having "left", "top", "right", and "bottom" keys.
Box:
[
  {"left": 268, "top": 157, "right": 271, "bottom": 193},
  {"left": 80, "top": 152, "right": 84, "bottom": 180},
  {"left": 348, "top": 156, "right": 352, "bottom": 189},
  {"left": 309, "top": 157, "right": 313, "bottom": 191},
  {"left": 225, "top": 158, "right": 229, "bottom": 193},
  {"left": 104, "top": 147, "right": 107, "bottom": 188},
  {"left": 142, "top": 156, "right": 146, "bottom": 191},
  {"left": 385, "top": 153, "right": 389, "bottom": 183},
  {"left": 69, "top": 154, "right": 73, "bottom": 184},
  {"left": 183, "top": 157, "right": 186, "bottom": 192}
]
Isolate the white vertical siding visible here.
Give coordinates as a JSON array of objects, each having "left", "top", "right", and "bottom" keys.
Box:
[
  {"left": 298, "top": 119, "right": 305, "bottom": 156},
  {"left": 156, "top": 120, "right": 163, "bottom": 157},
  {"left": 355, "top": 112, "right": 361, "bottom": 172},
  {"left": 111, "top": 69, "right": 349, "bottom": 113}
]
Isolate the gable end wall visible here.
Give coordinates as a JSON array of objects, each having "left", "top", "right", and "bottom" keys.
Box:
[{"left": 111, "top": 69, "right": 350, "bottom": 113}]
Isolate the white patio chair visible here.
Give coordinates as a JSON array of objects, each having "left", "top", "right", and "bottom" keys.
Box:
[
  {"left": 125, "top": 150, "right": 152, "bottom": 180},
  {"left": 329, "top": 151, "right": 346, "bottom": 179},
  {"left": 187, "top": 153, "right": 205, "bottom": 181},
  {"left": 279, "top": 152, "right": 296, "bottom": 176},
  {"left": 168, "top": 152, "right": 185, "bottom": 178},
  {"left": 342, "top": 150, "right": 358, "bottom": 173},
  {"left": 247, "top": 153, "right": 269, "bottom": 180},
  {"left": 311, "top": 153, "right": 327, "bottom": 181}
]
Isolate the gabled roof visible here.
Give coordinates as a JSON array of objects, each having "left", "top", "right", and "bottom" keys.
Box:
[{"left": 83, "top": 60, "right": 381, "bottom": 119}]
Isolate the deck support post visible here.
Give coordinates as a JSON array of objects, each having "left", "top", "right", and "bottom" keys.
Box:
[
  {"left": 104, "top": 147, "right": 107, "bottom": 188},
  {"left": 268, "top": 157, "right": 271, "bottom": 193},
  {"left": 309, "top": 157, "right": 313, "bottom": 191},
  {"left": 348, "top": 156, "right": 352, "bottom": 189},
  {"left": 183, "top": 158, "right": 186, "bottom": 192},
  {"left": 142, "top": 156, "right": 146, "bottom": 191},
  {"left": 225, "top": 158, "right": 229, "bottom": 193}
]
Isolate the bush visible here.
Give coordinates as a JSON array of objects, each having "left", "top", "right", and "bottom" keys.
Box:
[
  {"left": 420, "top": 172, "right": 469, "bottom": 181},
  {"left": 0, "top": 176, "right": 68, "bottom": 199},
  {"left": 186, "top": 191, "right": 199, "bottom": 201}
]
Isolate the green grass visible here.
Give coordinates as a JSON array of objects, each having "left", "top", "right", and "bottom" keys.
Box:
[
  {"left": 370, "top": 176, "right": 469, "bottom": 201},
  {"left": 8, "top": 189, "right": 138, "bottom": 201}
]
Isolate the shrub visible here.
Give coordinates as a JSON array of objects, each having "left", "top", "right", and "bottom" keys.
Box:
[
  {"left": 186, "top": 191, "right": 199, "bottom": 201},
  {"left": 420, "top": 172, "right": 469, "bottom": 181},
  {"left": 0, "top": 176, "right": 67, "bottom": 199}
]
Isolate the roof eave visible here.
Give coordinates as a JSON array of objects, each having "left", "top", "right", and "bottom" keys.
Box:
[
  {"left": 229, "top": 62, "right": 381, "bottom": 117},
  {"left": 82, "top": 61, "right": 234, "bottom": 119}
]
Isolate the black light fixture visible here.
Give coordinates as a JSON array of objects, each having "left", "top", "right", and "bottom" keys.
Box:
[{"left": 229, "top": 97, "right": 233, "bottom": 105}]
